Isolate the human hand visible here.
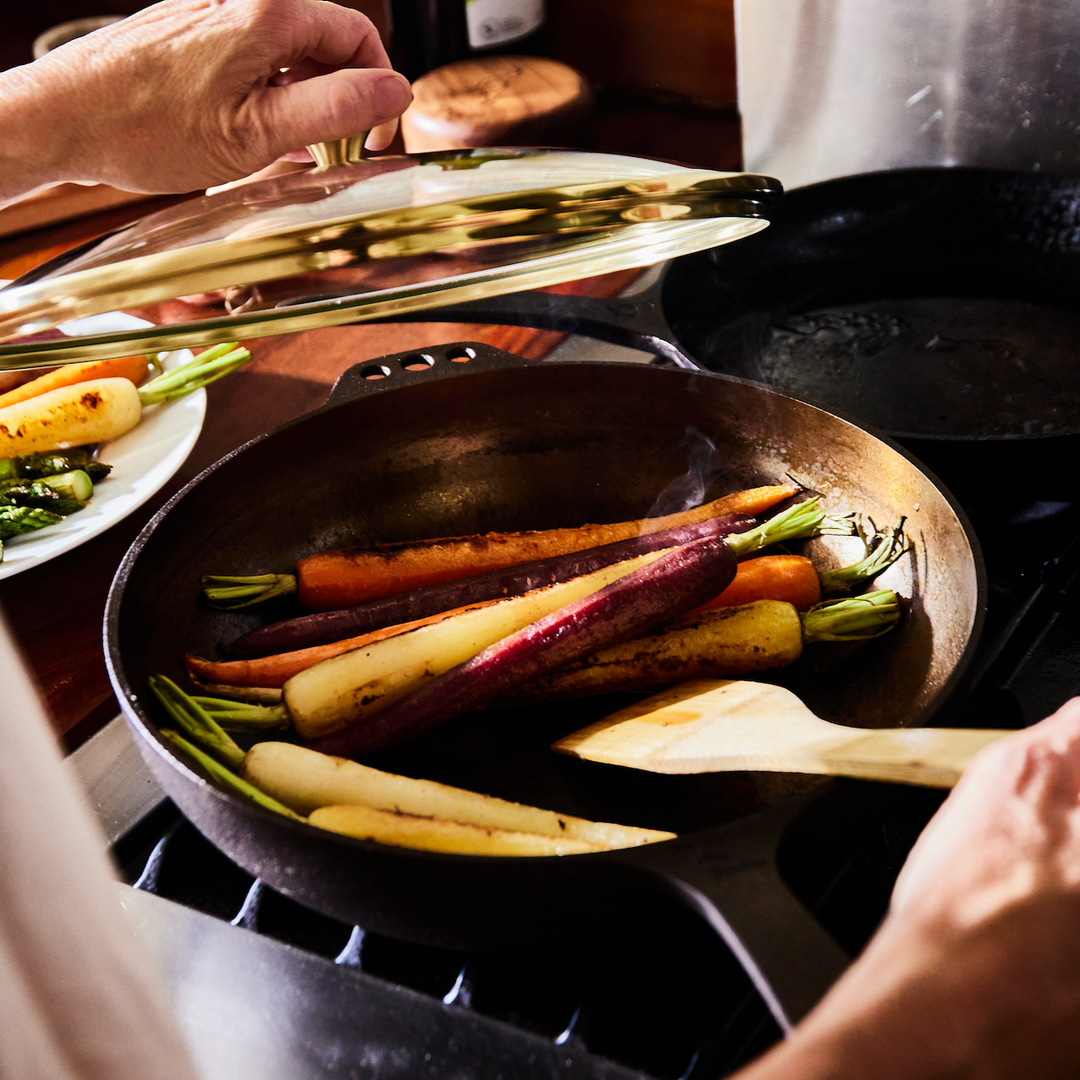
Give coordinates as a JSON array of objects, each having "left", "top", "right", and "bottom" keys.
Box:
[
  {"left": 737, "top": 700, "right": 1080, "bottom": 1080},
  {"left": 891, "top": 696, "right": 1080, "bottom": 929},
  {"left": 0, "top": 0, "right": 413, "bottom": 200}
]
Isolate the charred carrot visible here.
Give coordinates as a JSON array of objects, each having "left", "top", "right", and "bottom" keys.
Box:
[
  {"left": 296, "top": 484, "right": 799, "bottom": 611},
  {"left": 182, "top": 535, "right": 739, "bottom": 755},
  {"left": 0, "top": 344, "right": 251, "bottom": 459},
  {"left": 219, "top": 513, "right": 757, "bottom": 656},
  {"left": 308, "top": 534, "right": 739, "bottom": 756},
  {"left": 190, "top": 500, "right": 844, "bottom": 689},
  {"left": 0, "top": 355, "right": 149, "bottom": 410},
  {"left": 206, "top": 484, "right": 800, "bottom": 614},
  {"left": 506, "top": 591, "right": 904, "bottom": 703}
]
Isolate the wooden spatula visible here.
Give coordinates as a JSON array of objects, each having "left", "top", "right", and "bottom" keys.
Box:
[{"left": 552, "top": 679, "right": 1011, "bottom": 788}]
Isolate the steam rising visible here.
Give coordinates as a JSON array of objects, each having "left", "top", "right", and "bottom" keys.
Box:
[{"left": 646, "top": 426, "right": 719, "bottom": 519}]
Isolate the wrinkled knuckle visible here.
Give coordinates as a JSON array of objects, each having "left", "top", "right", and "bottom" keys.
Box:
[
  {"left": 211, "top": 112, "right": 271, "bottom": 175},
  {"left": 323, "top": 80, "right": 376, "bottom": 131}
]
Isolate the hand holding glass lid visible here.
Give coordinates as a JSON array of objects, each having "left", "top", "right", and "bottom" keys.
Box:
[
  {"left": 0, "top": 0, "right": 782, "bottom": 369},
  {"left": 0, "top": 0, "right": 413, "bottom": 206}
]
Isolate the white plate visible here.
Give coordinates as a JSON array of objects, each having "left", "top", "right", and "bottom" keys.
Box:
[{"left": 0, "top": 309, "right": 205, "bottom": 580}]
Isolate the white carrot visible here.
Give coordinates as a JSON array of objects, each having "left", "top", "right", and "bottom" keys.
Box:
[
  {"left": 0, "top": 344, "right": 251, "bottom": 458},
  {"left": 0, "top": 378, "right": 142, "bottom": 457}
]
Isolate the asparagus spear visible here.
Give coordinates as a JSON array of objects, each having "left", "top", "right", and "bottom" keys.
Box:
[
  {"left": 0, "top": 470, "right": 94, "bottom": 514},
  {"left": 0, "top": 447, "right": 111, "bottom": 483},
  {"left": 0, "top": 505, "right": 64, "bottom": 541}
]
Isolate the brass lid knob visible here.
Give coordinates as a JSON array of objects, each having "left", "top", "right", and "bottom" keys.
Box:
[{"left": 306, "top": 135, "right": 370, "bottom": 168}]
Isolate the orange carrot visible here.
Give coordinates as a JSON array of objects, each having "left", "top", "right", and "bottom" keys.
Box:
[
  {"left": 186, "top": 597, "right": 505, "bottom": 688},
  {"left": 689, "top": 554, "right": 822, "bottom": 615},
  {"left": 296, "top": 483, "right": 801, "bottom": 611},
  {"left": 0, "top": 355, "right": 149, "bottom": 410}
]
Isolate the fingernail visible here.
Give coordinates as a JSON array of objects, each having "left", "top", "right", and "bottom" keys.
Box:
[{"left": 372, "top": 71, "right": 412, "bottom": 115}]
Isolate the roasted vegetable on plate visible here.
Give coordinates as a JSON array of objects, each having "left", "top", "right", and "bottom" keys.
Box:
[{"left": 0, "top": 343, "right": 251, "bottom": 561}]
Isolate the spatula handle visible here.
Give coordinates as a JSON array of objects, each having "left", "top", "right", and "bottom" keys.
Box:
[{"left": 815, "top": 727, "right": 1007, "bottom": 787}]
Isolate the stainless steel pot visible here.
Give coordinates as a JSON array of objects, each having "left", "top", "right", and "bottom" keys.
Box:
[{"left": 737, "top": 0, "right": 1080, "bottom": 188}]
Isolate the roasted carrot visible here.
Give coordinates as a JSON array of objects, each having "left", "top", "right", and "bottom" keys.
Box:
[
  {"left": 0, "top": 345, "right": 251, "bottom": 459},
  {"left": 689, "top": 516, "right": 911, "bottom": 616},
  {"left": 192, "top": 500, "right": 841, "bottom": 689},
  {"left": 185, "top": 597, "right": 507, "bottom": 688},
  {"left": 295, "top": 483, "right": 801, "bottom": 611},
  {"left": 504, "top": 591, "right": 903, "bottom": 703},
  {"left": 0, "top": 356, "right": 149, "bottom": 410},
  {"left": 691, "top": 554, "right": 822, "bottom": 614}
]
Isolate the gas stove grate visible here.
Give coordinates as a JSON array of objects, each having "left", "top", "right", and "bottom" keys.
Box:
[{"left": 113, "top": 804, "right": 787, "bottom": 1080}]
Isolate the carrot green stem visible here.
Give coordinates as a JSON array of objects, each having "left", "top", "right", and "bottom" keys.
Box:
[
  {"left": 819, "top": 517, "right": 910, "bottom": 596},
  {"left": 151, "top": 672, "right": 289, "bottom": 733},
  {"left": 801, "top": 589, "right": 902, "bottom": 643},
  {"left": 200, "top": 572, "right": 298, "bottom": 609},
  {"left": 138, "top": 343, "right": 252, "bottom": 405},
  {"left": 726, "top": 496, "right": 854, "bottom": 559},
  {"left": 149, "top": 674, "right": 247, "bottom": 770},
  {"left": 159, "top": 729, "right": 304, "bottom": 821},
  {"left": 191, "top": 696, "right": 292, "bottom": 730}
]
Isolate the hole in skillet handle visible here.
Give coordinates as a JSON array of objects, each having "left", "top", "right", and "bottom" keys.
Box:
[{"left": 324, "top": 342, "right": 533, "bottom": 408}]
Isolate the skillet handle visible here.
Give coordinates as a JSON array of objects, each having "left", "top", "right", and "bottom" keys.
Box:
[
  {"left": 323, "top": 341, "right": 537, "bottom": 408},
  {"left": 362, "top": 267, "right": 703, "bottom": 371},
  {"left": 607, "top": 792, "right": 850, "bottom": 1033}
]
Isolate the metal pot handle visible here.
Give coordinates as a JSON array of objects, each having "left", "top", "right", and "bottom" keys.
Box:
[
  {"left": 605, "top": 790, "right": 850, "bottom": 1033},
  {"left": 324, "top": 331, "right": 699, "bottom": 410}
]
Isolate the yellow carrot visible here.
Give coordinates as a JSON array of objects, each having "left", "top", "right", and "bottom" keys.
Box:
[
  {"left": 0, "top": 356, "right": 149, "bottom": 410},
  {"left": 242, "top": 741, "right": 674, "bottom": 847},
  {"left": 308, "top": 804, "right": 605, "bottom": 856}
]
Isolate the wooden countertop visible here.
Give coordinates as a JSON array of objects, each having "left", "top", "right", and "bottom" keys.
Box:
[{"left": 0, "top": 197, "right": 642, "bottom": 749}]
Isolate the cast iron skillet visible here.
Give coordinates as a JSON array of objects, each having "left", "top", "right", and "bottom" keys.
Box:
[
  {"left": 409, "top": 168, "right": 1080, "bottom": 447},
  {"left": 104, "top": 344, "right": 984, "bottom": 1031}
]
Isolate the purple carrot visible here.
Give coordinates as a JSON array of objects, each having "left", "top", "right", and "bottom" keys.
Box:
[
  {"left": 307, "top": 533, "right": 737, "bottom": 758},
  {"left": 227, "top": 514, "right": 753, "bottom": 658}
]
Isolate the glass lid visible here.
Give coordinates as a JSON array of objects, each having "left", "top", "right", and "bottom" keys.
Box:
[{"left": 0, "top": 148, "right": 781, "bottom": 367}]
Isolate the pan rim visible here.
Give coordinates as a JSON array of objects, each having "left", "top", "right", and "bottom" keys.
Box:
[{"left": 103, "top": 354, "right": 988, "bottom": 865}]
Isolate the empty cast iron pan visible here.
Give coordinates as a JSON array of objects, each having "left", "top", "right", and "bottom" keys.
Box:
[
  {"left": 666, "top": 167, "right": 1080, "bottom": 442},
  {"left": 412, "top": 168, "right": 1080, "bottom": 446},
  {"left": 105, "top": 345, "right": 984, "bottom": 1033}
]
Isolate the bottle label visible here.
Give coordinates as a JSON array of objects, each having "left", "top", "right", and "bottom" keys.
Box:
[{"left": 465, "top": 0, "right": 544, "bottom": 49}]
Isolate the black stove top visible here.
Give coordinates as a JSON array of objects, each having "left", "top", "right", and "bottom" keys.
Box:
[{"left": 90, "top": 332, "right": 1080, "bottom": 1080}]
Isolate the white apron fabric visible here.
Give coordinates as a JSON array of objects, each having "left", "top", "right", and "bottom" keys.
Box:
[{"left": 0, "top": 608, "right": 201, "bottom": 1080}]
